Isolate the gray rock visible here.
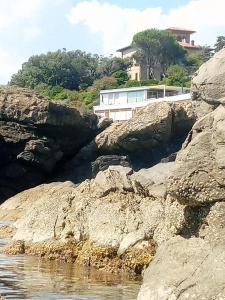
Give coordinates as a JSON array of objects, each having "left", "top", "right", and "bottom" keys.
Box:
[
  {"left": 168, "top": 105, "right": 225, "bottom": 206},
  {"left": 192, "top": 48, "right": 225, "bottom": 106},
  {"left": 9, "top": 165, "right": 184, "bottom": 248},
  {"left": 91, "top": 155, "right": 131, "bottom": 177}
]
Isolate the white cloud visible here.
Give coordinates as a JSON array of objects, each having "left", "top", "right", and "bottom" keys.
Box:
[
  {"left": 68, "top": 0, "right": 225, "bottom": 54},
  {"left": 0, "top": 0, "right": 43, "bottom": 29},
  {"left": 0, "top": 0, "right": 47, "bottom": 84}
]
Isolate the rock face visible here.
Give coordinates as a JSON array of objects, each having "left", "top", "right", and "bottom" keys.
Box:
[
  {"left": 0, "top": 163, "right": 185, "bottom": 275},
  {"left": 138, "top": 201, "right": 225, "bottom": 300},
  {"left": 0, "top": 87, "right": 97, "bottom": 202},
  {"left": 137, "top": 51, "right": 225, "bottom": 299},
  {"left": 12, "top": 165, "right": 182, "bottom": 246},
  {"left": 62, "top": 100, "right": 208, "bottom": 181},
  {"left": 192, "top": 47, "right": 225, "bottom": 106},
  {"left": 168, "top": 105, "right": 225, "bottom": 206}
]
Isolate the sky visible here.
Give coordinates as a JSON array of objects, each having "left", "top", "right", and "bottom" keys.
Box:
[{"left": 1, "top": 0, "right": 225, "bottom": 84}]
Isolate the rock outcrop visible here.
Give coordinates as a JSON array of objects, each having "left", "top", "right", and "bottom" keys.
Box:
[
  {"left": 138, "top": 49, "right": 225, "bottom": 299},
  {"left": 1, "top": 164, "right": 184, "bottom": 274},
  {"left": 168, "top": 105, "right": 225, "bottom": 206},
  {"left": 61, "top": 100, "right": 210, "bottom": 181},
  {"left": 0, "top": 87, "right": 98, "bottom": 202},
  {"left": 192, "top": 47, "right": 225, "bottom": 106}
]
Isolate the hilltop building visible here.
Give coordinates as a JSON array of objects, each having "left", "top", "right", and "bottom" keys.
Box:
[
  {"left": 93, "top": 85, "right": 190, "bottom": 121},
  {"left": 117, "top": 27, "right": 202, "bottom": 81}
]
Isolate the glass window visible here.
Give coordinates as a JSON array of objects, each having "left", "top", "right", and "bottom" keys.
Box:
[
  {"left": 114, "top": 93, "right": 120, "bottom": 105},
  {"left": 102, "top": 94, "right": 108, "bottom": 105},
  {"left": 128, "top": 92, "right": 137, "bottom": 103},
  {"left": 128, "top": 91, "right": 145, "bottom": 103},
  {"left": 136, "top": 91, "right": 144, "bottom": 102},
  {"left": 108, "top": 93, "right": 114, "bottom": 105}
]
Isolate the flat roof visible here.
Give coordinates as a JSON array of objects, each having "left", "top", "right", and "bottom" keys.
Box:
[
  {"left": 100, "top": 85, "right": 190, "bottom": 94},
  {"left": 167, "top": 27, "right": 196, "bottom": 34}
]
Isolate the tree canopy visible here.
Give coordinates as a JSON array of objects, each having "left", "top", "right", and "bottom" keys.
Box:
[
  {"left": 164, "top": 64, "right": 189, "bottom": 87},
  {"left": 10, "top": 50, "right": 130, "bottom": 91},
  {"left": 214, "top": 36, "right": 225, "bottom": 52},
  {"left": 132, "top": 29, "right": 186, "bottom": 80}
]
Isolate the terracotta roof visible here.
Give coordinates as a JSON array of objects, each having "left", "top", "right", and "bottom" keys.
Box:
[
  {"left": 167, "top": 27, "right": 196, "bottom": 34},
  {"left": 178, "top": 41, "right": 202, "bottom": 49}
]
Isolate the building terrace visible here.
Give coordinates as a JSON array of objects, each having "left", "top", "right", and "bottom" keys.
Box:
[{"left": 94, "top": 85, "right": 190, "bottom": 121}]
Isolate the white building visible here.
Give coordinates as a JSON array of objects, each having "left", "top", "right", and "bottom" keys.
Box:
[{"left": 93, "top": 85, "right": 190, "bottom": 121}]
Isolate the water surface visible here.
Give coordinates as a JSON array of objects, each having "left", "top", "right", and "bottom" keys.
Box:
[{"left": 0, "top": 222, "right": 140, "bottom": 300}]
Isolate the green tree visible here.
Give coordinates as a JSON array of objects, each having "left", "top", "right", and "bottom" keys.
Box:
[
  {"left": 90, "top": 76, "right": 118, "bottom": 92},
  {"left": 113, "top": 70, "right": 129, "bottom": 85},
  {"left": 125, "top": 80, "right": 141, "bottom": 88},
  {"left": 132, "top": 29, "right": 186, "bottom": 80},
  {"left": 10, "top": 50, "right": 100, "bottom": 90},
  {"left": 165, "top": 64, "right": 189, "bottom": 87},
  {"left": 97, "top": 56, "right": 131, "bottom": 77},
  {"left": 214, "top": 36, "right": 225, "bottom": 52}
]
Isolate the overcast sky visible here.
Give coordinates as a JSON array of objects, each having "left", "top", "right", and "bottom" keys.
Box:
[{"left": 1, "top": 0, "right": 225, "bottom": 84}]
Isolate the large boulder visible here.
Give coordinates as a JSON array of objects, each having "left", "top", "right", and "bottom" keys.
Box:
[
  {"left": 192, "top": 48, "right": 225, "bottom": 106},
  {"left": 168, "top": 105, "right": 225, "bottom": 206},
  {"left": 138, "top": 201, "right": 225, "bottom": 300},
  {"left": 0, "top": 87, "right": 98, "bottom": 202}
]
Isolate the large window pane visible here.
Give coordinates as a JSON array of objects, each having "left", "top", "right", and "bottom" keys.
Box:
[
  {"left": 136, "top": 91, "right": 144, "bottom": 102},
  {"left": 128, "top": 92, "right": 137, "bottom": 103}
]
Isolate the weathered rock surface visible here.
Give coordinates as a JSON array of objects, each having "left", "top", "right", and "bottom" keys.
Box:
[
  {"left": 0, "top": 87, "right": 98, "bottom": 202},
  {"left": 0, "top": 163, "right": 185, "bottom": 276},
  {"left": 61, "top": 100, "right": 210, "bottom": 182},
  {"left": 168, "top": 105, "right": 225, "bottom": 206},
  {"left": 12, "top": 165, "right": 183, "bottom": 246},
  {"left": 138, "top": 201, "right": 225, "bottom": 300},
  {"left": 192, "top": 47, "right": 225, "bottom": 106},
  {"left": 137, "top": 81, "right": 225, "bottom": 298}
]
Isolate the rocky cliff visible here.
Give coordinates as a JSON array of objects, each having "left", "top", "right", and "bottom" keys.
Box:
[{"left": 0, "top": 87, "right": 98, "bottom": 202}]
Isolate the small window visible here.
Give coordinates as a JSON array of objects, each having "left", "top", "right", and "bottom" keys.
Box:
[{"left": 135, "top": 73, "right": 138, "bottom": 81}]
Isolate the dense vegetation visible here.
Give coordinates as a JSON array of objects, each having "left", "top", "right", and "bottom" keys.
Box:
[{"left": 10, "top": 29, "right": 217, "bottom": 111}]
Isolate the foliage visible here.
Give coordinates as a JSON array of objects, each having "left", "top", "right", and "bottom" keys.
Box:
[
  {"left": 113, "top": 70, "right": 129, "bottom": 85},
  {"left": 201, "top": 46, "right": 213, "bottom": 62},
  {"left": 89, "top": 76, "right": 118, "bottom": 92},
  {"left": 10, "top": 50, "right": 100, "bottom": 90},
  {"left": 34, "top": 83, "right": 99, "bottom": 111},
  {"left": 214, "top": 36, "right": 225, "bottom": 52},
  {"left": 184, "top": 46, "right": 212, "bottom": 74},
  {"left": 97, "top": 56, "right": 131, "bottom": 77},
  {"left": 10, "top": 50, "right": 131, "bottom": 92},
  {"left": 132, "top": 29, "right": 186, "bottom": 80},
  {"left": 140, "top": 79, "right": 159, "bottom": 86},
  {"left": 164, "top": 64, "right": 190, "bottom": 87},
  {"left": 125, "top": 80, "right": 141, "bottom": 88}
]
